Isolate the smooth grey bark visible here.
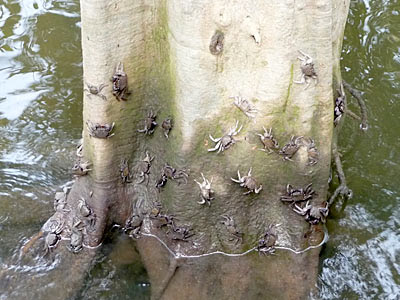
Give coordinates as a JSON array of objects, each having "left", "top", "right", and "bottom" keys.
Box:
[{"left": 5, "top": 1, "right": 351, "bottom": 299}]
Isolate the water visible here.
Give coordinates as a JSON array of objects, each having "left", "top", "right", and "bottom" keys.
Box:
[{"left": 0, "top": 0, "right": 399, "bottom": 299}]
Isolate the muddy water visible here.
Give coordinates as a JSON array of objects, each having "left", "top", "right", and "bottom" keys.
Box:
[{"left": 0, "top": 0, "right": 399, "bottom": 299}]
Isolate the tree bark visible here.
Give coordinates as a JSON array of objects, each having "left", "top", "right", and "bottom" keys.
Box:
[{"left": 8, "top": 0, "right": 351, "bottom": 299}]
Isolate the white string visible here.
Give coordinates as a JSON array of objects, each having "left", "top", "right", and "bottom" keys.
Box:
[{"left": 139, "top": 225, "right": 328, "bottom": 259}]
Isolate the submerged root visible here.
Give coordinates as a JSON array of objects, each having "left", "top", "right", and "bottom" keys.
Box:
[
  {"left": 343, "top": 80, "right": 368, "bottom": 130},
  {"left": 328, "top": 139, "right": 353, "bottom": 207}
]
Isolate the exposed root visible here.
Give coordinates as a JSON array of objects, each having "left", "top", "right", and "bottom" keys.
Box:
[
  {"left": 346, "top": 109, "right": 361, "bottom": 120},
  {"left": 328, "top": 140, "right": 353, "bottom": 207},
  {"left": 343, "top": 80, "right": 368, "bottom": 130},
  {"left": 153, "top": 257, "right": 179, "bottom": 300},
  {"left": 20, "top": 231, "right": 44, "bottom": 256}
]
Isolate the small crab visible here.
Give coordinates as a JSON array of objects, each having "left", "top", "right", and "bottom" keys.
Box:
[
  {"left": 279, "top": 135, "right": 303, "bottom": 161},
  {"left": 208, "top": 120, "right": 242, "bottom": 153},
  {"left": 76, "top": 138, "right": 83, "bottom": 158},
  {"left": 155, "top": 174, "right": 167, "bottom": 192},
  {"left": 161, "top": 118, "right": 173, "bottom": 138},
  {"left": 334, "top": 84, "right": 346, "bottom": 126},
  {"left": 194, "top": 173, "right": 214, "bottom": 206},
  {"left": 149, "top": 201, "right": 163, "bottom": 218},
  {"left": 280, "top": 183, "right": 314, "bottom": 206},
  {"left": 256, "top": 224, "right": 279, "bottom": 255},
  {"left": 257, "top": 127, "right": 279, "bottom": 154},
  {"left": 78, "top": 197, "right": 91, "bottom": 217},
  {"left": 124, "top": 214, "right": 143, "bottom": 238},
  {"left": 231, "top": 167, "right": 262, "bottom": 195},
  {"left": 136, "top": 151, "right": 154, "bottom": 184},
  {"left": 306, "top": 138, "right": 319, "bottom": 166},
  {"left": 151, "top": 212, "right": 175, "bottom": 229},
  {"left": 84, "top": 82, "right": 107, "bottom": 101},
  {"left": 111, "top": 62, "right": 130, "bottom": 101},
  {"left": 120, "top": 159, "right": 132, "bottom": 183},
  {"left": 168, "top": 226, "right": 194, "bottom": 242},
  {"left": 293, "top": 201, "right": 329, "bottom": 225},
  {"left": 72, "top": 160, "right": 92, "bottom": 176},
  {"left": 221, "top": 215, "right": 243, "bottom": 245},
  {"left": 162, "top": 163, "right": 189, "bottom": 184},
  {"left": 231, "top": 95, "right": 258, "bottom": 118},
  {"left": 67, "top": 219, "right": 84, "bottom": 254},
  {"left": 43, "top": 219, "right": 64, "bottom": 256},
  {"left": 54, "top": 187, "right": 70, "bottom": 213},
  {"left": 86, "top": 121, "right": 115, "bottom": 139},
  {"left": 137, "top": 110, "right": 157, "bottom": 135},
  {"left": 294, "top": 50, "right": 318, "bottom": 89},
  {"left": 78, "top": 197, "right": 96, "bottom": 228}
]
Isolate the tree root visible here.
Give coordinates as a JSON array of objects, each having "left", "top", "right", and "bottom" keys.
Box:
[
  {"left": 328, "top": 139, "right": 353, "bottom": 207},
  {"left": 346, "top": 109, "right": 361, "bottom": 120},
  {"left": 343, "top": 80, "right": 368, "bottom": 130},
  {"left": 152, "top": 257, "right": 179, "bottom": 300}
]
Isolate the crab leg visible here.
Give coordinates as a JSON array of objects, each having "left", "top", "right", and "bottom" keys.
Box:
[
  {"left": 255, "top": 185, "right": 263, "bottom": 193},
  {"left": 209, "top": 134, "right": 221, "bottom": 143}
]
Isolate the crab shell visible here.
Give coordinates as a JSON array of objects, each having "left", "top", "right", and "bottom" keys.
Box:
[
  {"left": 220, "top": 135, "right": 235, "bottom": 149},
  {"left": 92, "top": 124, "right": 114, "bottom": 138},
  {"left": 201, "top": 188, "right": 212, "bottom": 200},
  {"left": 69, "top": 230, "right": 83, "bottom": 253},
  {"left": 241, "top": 176, "right": 258, "bottom": 191},
  {"left": 261, "top": 137, "right": 278, "bottom": 150},
  {"left": 301, "top": 63, "right": 316, "bottom": 77}
]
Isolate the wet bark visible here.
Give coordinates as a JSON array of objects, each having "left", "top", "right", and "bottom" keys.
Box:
[{"left": 5, "top": 0, "right": 351, "bottom": 299}]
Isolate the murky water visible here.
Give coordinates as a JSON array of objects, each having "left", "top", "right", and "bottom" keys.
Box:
[
  {"left": 0, "top": 0, "right": 399, "bottom": 299},
  {"left": 319, "top": 1, "right": 400, "bottom": 298}
]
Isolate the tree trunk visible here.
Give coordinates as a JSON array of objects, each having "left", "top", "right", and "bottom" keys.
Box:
[{"left": 12, "top": 0, "right": 350, "bottom": 299}]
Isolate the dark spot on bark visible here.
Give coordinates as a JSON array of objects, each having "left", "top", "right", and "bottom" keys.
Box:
[{"left": 209, "top": 30, "right": 224, "bottom": 55}]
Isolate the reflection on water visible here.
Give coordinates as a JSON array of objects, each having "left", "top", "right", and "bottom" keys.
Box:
[{"left": 0, "top": 0, "right": 399, "bottom": 299}]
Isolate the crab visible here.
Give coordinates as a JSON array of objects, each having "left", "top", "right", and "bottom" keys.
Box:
[
  {"left": 279, "top": 135, "right": 303, "bottom": 161},
  {"left": 161, "top": 118, "right": 173, "bottom": 138},
  {"left": 155, "top": 174, "right": 167, "bottom": 192},
  {"left": 78, "top": 197, "right": 96, "bottom": 228},
  {"left": 306, "top": 138, "right": 319, "bottom": 166},
  {"left": 136, "top": 151, "right": 154, "bottom": 184},
  {"left": 280, "top": 183, "right": 315, "bottom": 206},
  {"left": 43, "top": 219, "right": 64, "bottom": 256},
  {"left": 67, "top": 219, "right": 84, "bottom": 253},
  {"left": 334, "top": 84, "right": 346, "bottom": 126},
  {"left": 151, "top": 212, "right": 175, "bottom": 229},
  {"left": 84, "top": 82, "right": 107, "bottom": 101},
  {"left": 76, "top": 138, "right": 83, "bottom": 158},
  {"left": 231, "top": 167, "right": 262, "bottom": 195},
  {"left": 257, "top": 127, "right": 279, "bottom": 153},
  {"left": 54, "top": 187, "right": 70, "bottom": 213},
  {"left": 208, "top": 120, "right": 242, "bottom": 153},
  {"left": 72, "top": 160, "right": 92, "bottom": 176},
  {"left": 124, "top": 214, "right": 143, "bottom": 238},
  {"left": 111, "top": 62, "right": 130, "bottom": 101},
  {"left": 256, "top": 224, "right": 279, "bottom": 255},
  {"left": 231, "top": 95, "right": 258, "bottom": 118},
  {"left": 137, "top": 110, "right": 157, "bottom": 135},
  {"left": 120, "top": 159, "right": 132, "bottom": 183},
  {"left": 86, "top": 121, "right": 115, "bottom": 139},
  {"left": 294, "top": 50, "right": 318, "bottom": 89},
  {"left": 221, "top": 215, "right": 243, "bottom": 245},
  {"left": 168, "top": 226, "right": 194, "bottom": 242},
  {"left": 293, "top": 201, "right": 329, "bottom": 225},
  {"left": 194, "top": 173, "right": 214, "bottom": 206},
  {"left": 162, "top": 163, "right": 189, "bottom": 184},
  {"left": 149, "top": 201, "right": 163, "bottom": 218}
]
